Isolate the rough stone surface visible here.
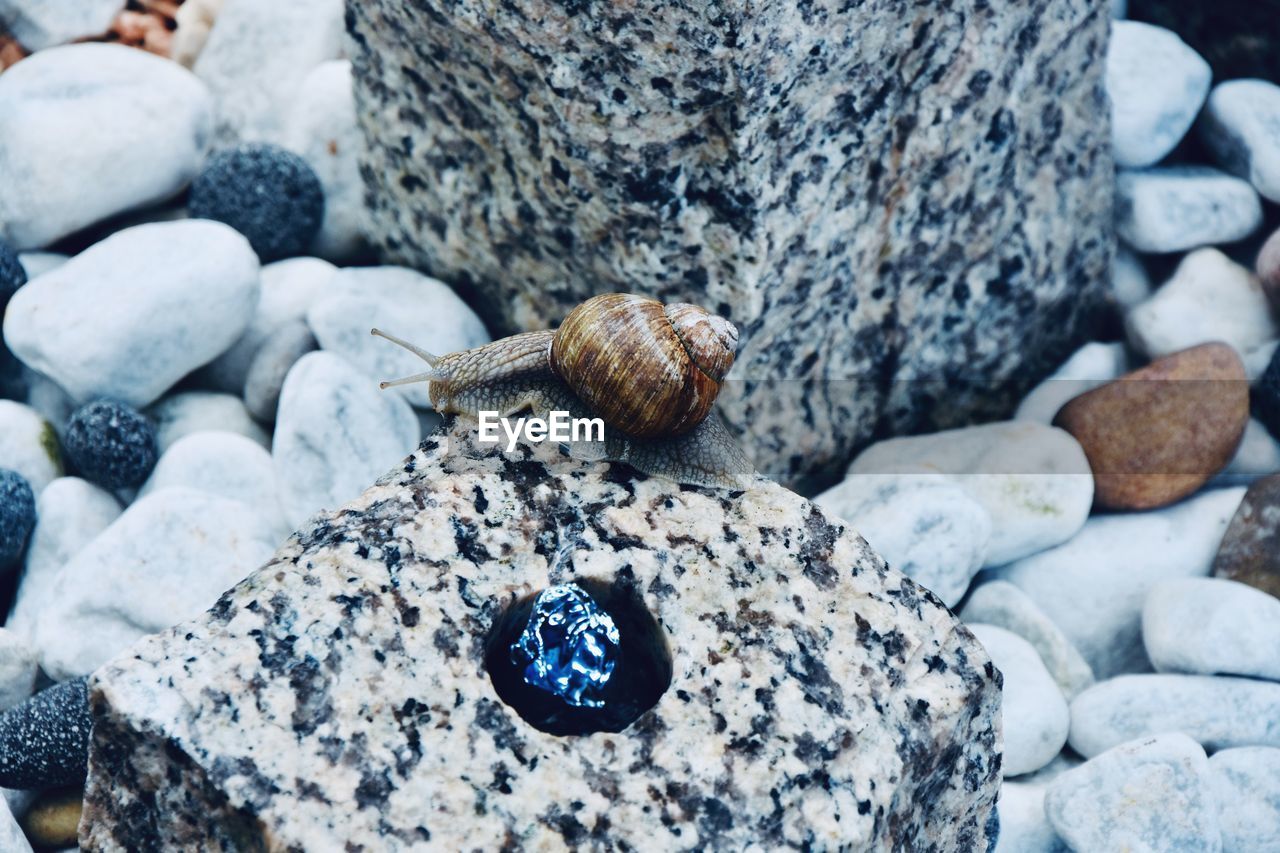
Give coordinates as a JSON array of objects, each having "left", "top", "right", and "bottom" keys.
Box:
[
  {"left": 990, "top": 487, "right": 1244, "bottom": 679},
  {"left": 0, "top": 43, "right": 212, "bottom": 250},
  {"left": 847, "top": 421, "right": 1093, "bottom": 566},
  {"left": 1116, "top": 166, "right": 1262, "bottom": 254},
  {"left": 81, "top": 420, "right": 1000, "bottom": 851},
  {"left": 0, "top": 678, "right": 90, "bottom": 790},
  {"left": 1053, "top": 343, "right": 1249, "bottom": 510},
  {"left": 969, "top": 624, "right": 1068, "bottom": 777},
  {"left": 1198, "top": 79, "right": 1280, "bottom": 203},
  {"left": 1069, "top": 674, "right": 1280, "bottom": 757},
  {"left": 1213, "top": 473, "right": 1280, "bottom": 599},
  {"left": 814, "top": 473, "right": 990, "bottom": 607},
  {"left": 1207, "top": 747, "right": 1280, "bottom": 852},
  {"left": 2, "top": 221, "right": 260, "bottom": 408},
  {"left": 349, "top": 0, "right": 1114, "bottom": 486},
  {"left": 1105, "top": 21, "right": 1211, "bottom": 169},
  {"left": 1143, "top": 577, "right": 1280, "bottom": 681},
  {"left": 1045, "top": 733, "right": 1220, "bottom": 853},
  {"left": 961, "top": 581, "right": 1095, "bottom": 700},
  {"left": 1126, "top": 249, "right": 1276, "bottom": 360}
]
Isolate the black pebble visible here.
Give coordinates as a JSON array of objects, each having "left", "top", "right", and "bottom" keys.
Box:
[
  {"left": 64, "top": 399, "right": 158, "bottom": 491},
  {"left": 1254, "top": 348, "right": 1280, "bottom": 440},
  {"left": 0, "top": 677, "right": 91, "bottom": 789},
  {"left": 0, "top": 238, "right": 25, "bottom": 311},
  {"left": 0, "top": 469, "right": 35, "bottom": 572},
  {"left": 189, "top": 143, "right": 325, "bottom": 261}
]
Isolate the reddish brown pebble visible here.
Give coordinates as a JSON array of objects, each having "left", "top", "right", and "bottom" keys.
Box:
[
  {"left": 1053, "top": 342, "right": 1248, "bottom": 510},
  {"left": 1258, "top": 228, "right": 1280, "bottom": 311},
  {"left": 1212, "top": 472, "right": 1280, "bottom": 600}
]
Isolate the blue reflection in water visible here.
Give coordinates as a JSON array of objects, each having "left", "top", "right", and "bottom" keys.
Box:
[{"left": 510, "top": 585, "right": 620, "bottom": 708}]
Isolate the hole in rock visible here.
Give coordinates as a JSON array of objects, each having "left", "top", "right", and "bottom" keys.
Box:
[{"left": 484, "top": 578, "right": 672, "bottom": 736}]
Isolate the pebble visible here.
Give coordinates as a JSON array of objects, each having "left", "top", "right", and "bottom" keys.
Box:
[
  {"left": 0, "top": 238, "right": 24, "bottom": 309},
  {"left": 1126, "top": 248, "right": 1276, "bottom": 360},
  {"left": 968, "top": 624, "right": 1068, "bottom": 777},
  {"left": 0, "top": 44, "right": 212, "bottom": 250},
  {"left": 814, "top": 474, "right": 991, "bottom": 607},
  {"left": 1054, "top": 343, "right": 1248, "bottom": 510},
  {"left": 0, "top": 678, "right": 90, "bottom": 789},
  {"left": 21, "top": 370, "right": 74, "bottom": 442},
  {"left": 138, "top": 431, "right": 288, "bottom": 542},
  {"left": 1212, "top": 473, "right": 1280, "bottom": 599},
  {"left": 171, "top": 0, "right": 224, "bottom": 68},
  {"left": 15, "top": 251, "right": 66, "bottom": 281},
  {"left": 0, "top": 401, "right": 61, "bottom": 496},
  {"left": 1069, "top": 674, "right": 1280, "bottom": 757},
  {"left": 0, "top": 794, "right": 30, "bottom": 853},
  {"left": 20, "top": 786, "right": 80, "bottom": 849},
  {"left": 189, "top": 143, "right": 325, "bottom": 262},
  {"left": 242, "top": 319, "right": 317, "bottom": 423},
  {"left": 63, "top": 399, "right": 157, "bottom": 492},
  {"left": 847, "top": 421, "right": 1093, "bottom": 566},
  {"left": 3, "top": 221, "right": 260, "bottom": 408},
  {"left": 1106, "top": 21, "right": 1211, "bottom": 168},
  {"left": 273, "top": 352, "right": 419, "bottom": 529},
  {"left": 283, "top": 60, "right": 368, "bottom": 260},
  {"left": 1115, "top": 166, "right": 1263, "bottom": 254},
  {"left": 1213, "top": 418, "right": 1280, "bottom": 486},
  {"left": 149, "top": 391, "right": 270, "bottom": 454},
  {"left": 1045, "top": 733, "right": 1220, "bottom": 852},
  {"left": 1110, "top": 247, "right": 1151, "bottom": 309},
  {"left": 0, "top": 630, "right": 35, "bottom": 713},
  {"left": 1014, "top": 342, "right": 1128, "bottom": 425},
  {"left": 6, "top": 478, "right": 121, "bottom": 641},
  {"left": 995, "top": 783, "right": 1067, "bottom": 853},
  {"left": 33, "top": 488, "right": 278, "bottom": 680},
  {"left": 201, "top": 256, "right": 335, "bottom": 395},
  {"left": 1207, "top": 747, "right": 1280, "bottom": 851},
  {"left": 0, "top": 470, "right": 34, "bottom": 573},
  {"left": 1258, "top": 227, "right": 1280, "bottom": 309},
  {"left": 194, "top": 0, "right": 345, "bottom": 145},
  {"left": 1198, "top": 79, "right": 1280, "bottom": 203},
  {"left": 309, "top": 266, "right": 490, "bottom": 409},
  {"left": 961, "top": 581, "right": 1095, "bottom": 700},
  {"left": 0, "top": 0, "right": 121, "bottom": 51},
  {"left": 1143, "top": 577, "right": 1280, "bottom": 681},
  {"left": 990, "top": 487, "right": 1245, "bottom": 679}
]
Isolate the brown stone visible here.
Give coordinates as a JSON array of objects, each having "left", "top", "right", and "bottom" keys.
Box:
[
  {"left": 21, "top": 787, "right": 82, "bottom": 849},
  {"left": 1258, "top": 228, "right": 1280, "bottom": 312},
  {"left": 1053, "top": 342, "right": 1248, "bottom": 510},
  {"left": 1213, "top": 473, "right": 1280, "bottom": 600}
]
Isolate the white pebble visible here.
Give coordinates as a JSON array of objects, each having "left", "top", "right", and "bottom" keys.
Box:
[
  {"left": 0, "top": 629, "right": 36, "bottom": 713},
  {"left": 1198, "top": 78, "right": 1280, "bottom": 203},
  {"left": 1014, "top": 342, "right": 1128, "bottom": 425},
  {"left": 1207, "top": 747, "right": 1280, "bottom": 852},
  {"left": 1213, "top": 418, "right": 1280, "bottom": 486},
  {"left": 1125, "top": 248, "right": 1276, "bottom": 360},
  {"left": 1116, "top": 166, "right": 1262, "bottom": 254},
  {"left": 1106, "top": 21, "right": 1211, "bottom": 168},
  {"left": 273, "top": 352, "right": 419, "bottom": 529},
  {"left": 3, "top": 221, "right": 260, "bottom": 408},
  {"left": 15, "top": 253, "right": 66, "bottom": 281},
  {"left": 1143, "top": 577, "right": 1280, "bottom": 681},
  {"left": 0, "top": 400, "right": 60, "bottom": 496},
  {"left": 0, "top": 0, "right": 121, "bottom": 51},
  {"left": 243, "top": 320, "right": 317, "bottom": 424},
  {"left": 0, "top": 44, "right": 211, "bottom": 249},
  {"left": 149, "top": 391, "right": 270, "bottom": 453},
  {"left": 1110, "top": 247, "right": 1151, "bottom": 308}
]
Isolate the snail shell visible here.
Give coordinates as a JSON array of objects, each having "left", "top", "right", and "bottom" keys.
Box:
[{"left": 550, "top": 294, "right": 738, "bottom": 439}]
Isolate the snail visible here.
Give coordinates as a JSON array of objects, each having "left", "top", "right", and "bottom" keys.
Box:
[{"left": 371, "top": 293, "right": 756, "bottom": 489}]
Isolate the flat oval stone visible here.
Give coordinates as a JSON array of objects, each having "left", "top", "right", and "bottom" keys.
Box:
[
  {"left": 1208, "top": 747, "right": 1280, "bottom": 851},
  {"left": 1213, "top": 471, "right": 1280, "bottom": 599},
  {"left": 1069, "top": 674, "right": 1280, "bottom": 757},
  {"left": 1143, "top": 577, "right": 1280, "bottom": 680},
  {"left": 1054, "top": 342, "right": 1248, "bottom": 510}
]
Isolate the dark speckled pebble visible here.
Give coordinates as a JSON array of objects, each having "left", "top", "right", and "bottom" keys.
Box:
[
  {"left": 64, "top": 399, "right": 158, "bottom": 491},
  {"left": 189, "top": 143, "right": 325, "bottom": 262},
  {"left": 0, "top": 678, "right": 91, "bottom": 789},
  {"left": 0, "top": 468, "right": 35, "bottom": 571}
]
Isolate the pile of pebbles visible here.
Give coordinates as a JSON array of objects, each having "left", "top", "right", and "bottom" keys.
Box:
[
  {"left": 0, "top": 0, "right": 489, "bottom": 848},
  {"left": 816, "top": 8, "right": 1280, "bottom": 851}
]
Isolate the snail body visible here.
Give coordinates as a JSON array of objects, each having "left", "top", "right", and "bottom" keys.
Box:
[{"left": 371, "top": 293, "right": 754, "bottom": 489}]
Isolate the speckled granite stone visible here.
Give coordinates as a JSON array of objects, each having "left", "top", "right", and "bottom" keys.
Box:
[
  {"left": 81, "top": 420, "right": 1000, "bottom": 851},
  {"left": 348, "top": 0, "right": 1114, "bottom": 485}
]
